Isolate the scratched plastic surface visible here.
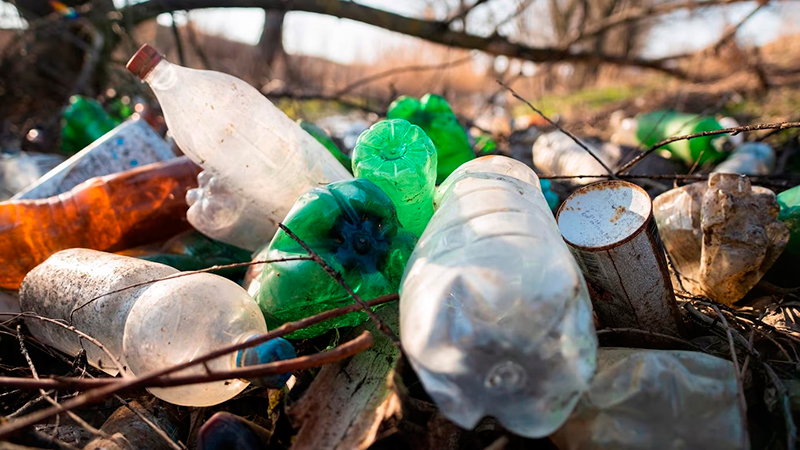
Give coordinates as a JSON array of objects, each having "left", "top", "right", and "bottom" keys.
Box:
[
  {"left": 134, "top": 47, "right": 352, "bottom": 250},
  {"left": 400, "top": 156, "right": 597, "bottom": 437},
  {"left": 21, "top": 249, "right": 274, "bottom": 407}
]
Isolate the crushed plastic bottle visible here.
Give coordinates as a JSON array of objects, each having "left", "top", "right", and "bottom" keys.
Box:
[
  {"left": 61, "top": 95, "right": 120, "bottom": 154},
  {"left": 532, "top": 131, "right": 621, "bottom": 186},
  {"left": 653, "top": 173, "right": 789, "bottom": 304},
  {"left": 352, "top": 119, "right": 437, "bottom": 237},
  {"left": 634, "top": 110, "right": 729, "bottom": 166},
  {"left": 551, "top": 348, "right": 746, "bottom": 450},
  {"left": 298, "top": 119, "right": 352, "bottom": 173},
  {"left": 0, "top": 157, "right": 199, "bottom": 290},
  {"left": 400, "top": 156, "right": 597, "bottom": 438},
  {"left": 20, "top": 249, "right": 295, "bottom": 406},
  {"left": 127, "top": 44, "right": 352, "bottom": 250},
  {"left": 15, "top": 119, "right": 176, "bottom": 200},
  {"left": 255, "top": 178, "right": 417, "bottom": 339},
  {"left": 778, "top": 184, "right": 800, "bottom": 258},
  {"left": 712, "top": 142, "right": 775, "bottom": 176},
  {"left": 387, "top": 94, "right": 474, "bottom": 183}
]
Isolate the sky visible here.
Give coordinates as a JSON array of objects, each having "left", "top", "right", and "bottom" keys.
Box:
[{"left": 2, "top": 1, "right": 799, "bottom": 64}]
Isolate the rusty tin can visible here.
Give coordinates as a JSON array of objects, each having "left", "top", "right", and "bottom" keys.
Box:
[{"left": 556, "top": 180, "right": 682, "bottom": 337}]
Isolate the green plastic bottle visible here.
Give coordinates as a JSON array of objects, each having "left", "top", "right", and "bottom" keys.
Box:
[
  {"left": 387, "top": 94, "right": 474, "bottom": 183},
  {"left": 352, "top": 119, "right": 437, "bottom": 237},
  {"left": 134, "top": 230, "right": 253, "bottom": 280},
  {"left": 635, "top": 110, "right": 727, "bottom": 167},
  {"left": 255, "top": 178, "right": 417, "bottom": 338},
  {"left": 298, "top": 120, "right": 352, "bottom": 174},
  {"left": 778, "top": 185, "right": 800, "bottom": 257},
  {"left": 61, "top": 95, "right": 120, "bottom": 154}
]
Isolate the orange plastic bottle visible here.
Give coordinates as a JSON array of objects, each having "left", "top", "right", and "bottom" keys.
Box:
[{"left": 0, "top": 156, "right": 200, "bottom": 289}]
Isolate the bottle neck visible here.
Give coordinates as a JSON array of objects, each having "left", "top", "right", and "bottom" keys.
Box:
[{"left": 144, "top": 60, "right": 178, "bottom": 91}]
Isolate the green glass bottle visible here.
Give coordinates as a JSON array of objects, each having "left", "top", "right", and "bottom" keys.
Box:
[
  {"left": 778, "top": 185, "right": 800, "bottom": 257},
  {"left": 352, "top": 119, "right": 437, "bottom": 237},
  {"left": 61, "top": 95, "right": 120, "bottom": 154},
  {"left": 387, "top": 94, "right": 474, "bottom": 183},
  {"left": 255, "top": 179, "right": 417, "bottom": 338},
  {"left": 298, "top": 119, "right": 352, "bottom": 174},
  {"left": 635, "top": 110, "right": 728, "bottom": 167}
]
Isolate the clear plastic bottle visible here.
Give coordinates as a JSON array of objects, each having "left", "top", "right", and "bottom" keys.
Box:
[
  {"left": 127, "top": 44, "right": 352, "bottom": 250},
  {"left": 20, "top": 249, "right": 287, "bottom": 407},
  {"left": 352, "top": 119, "right": 437, "bottom": 237},
  {"left": 551, "top": 348, "right": 745, "bottom": 450},
  {"left": 400, "top": 156, "right": 597, "bottom": 438},
  {"left": 532, "top": 131, "right": 620, "bottom": 186},
  {"left": 712, "top": 142, "right": 774, "bottom": 176}
]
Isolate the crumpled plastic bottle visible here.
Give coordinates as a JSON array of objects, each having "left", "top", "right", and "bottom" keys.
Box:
[
  {"left": 387, "top": 94, "right": 474, "bottom": 183},
  {"left": 352, "top": 119, "right": 437, "bottom": 237},
  {"left": 255, "top": 178, "right": 417, "bottom": 339},
  {"left": 551, "top": 348, "right": 746, "bottom": 450},
  {"left": 400, "top": 156, "right": 597, "bottom": 438},
  {"left": 653, "top": 173, "right": 789, "bottom": 304}
]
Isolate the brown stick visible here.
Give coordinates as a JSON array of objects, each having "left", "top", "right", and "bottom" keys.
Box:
[
  {"left": 615, "top": 121, "right": 800, "bottom": 175},
  {"left": 0, "top": 295, "right": 396, "bottom": 439}
]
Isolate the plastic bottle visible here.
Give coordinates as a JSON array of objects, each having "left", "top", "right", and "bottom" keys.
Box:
[
  {"left": 0, "top": 150, "right": 65, "bottom": 200},
  {"left": 712, "top": 142, "right": 775, "bottom": 176},
  {"left": 61, "top": 95, "right": 119, "bottom": 154},
  {"left": 20, "top": 249, "right": 295, "bottom": 407},
  {"left": 0, "top": 156, "right": 199, "bottom": 290},
  {"left": 634, "top": 110, "right": 729, "bottom": 166},
  {"left": 551, "top": 348, "right": 745, "bottom": 450},
  {"left": 387, "top": 94, "right": 474, "bottom": 183},
  {"left": 119, "top": 230, "right": 253, "bottom": 280},
  {"left": 255, "top": 179, "right": 417, "bottom": 339},
  {"left": 127, "top": 44, "right": 352, "bottom": 250},
  {"left": 298, "top": 119, "right": 352, "bottom": 173},
  {"left": 352, "top": 119, "right": 437, "bottom": 237},
  {"left": 400, "top": 156, "right": 597, "bottom": 438},
  {"left": 532, "top": 131, "right": 620, "bottom": 185},
  {"left": 778, "top": 184, "right": 800, "bottom": 257}
]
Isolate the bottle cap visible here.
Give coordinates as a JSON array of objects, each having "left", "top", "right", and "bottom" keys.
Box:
[{"left": 126, "top": 44, "right": 164, "bottom": 80}]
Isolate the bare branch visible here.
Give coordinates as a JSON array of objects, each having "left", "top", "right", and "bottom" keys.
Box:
[{"left": 446, "top": 0, "right": 490, "bottom": 25}]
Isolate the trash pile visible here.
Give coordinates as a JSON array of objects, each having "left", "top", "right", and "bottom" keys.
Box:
[{"left": 0, "top": 44, "right": 798, "bottom": 450}]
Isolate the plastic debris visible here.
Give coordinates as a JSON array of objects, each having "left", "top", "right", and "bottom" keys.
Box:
[
  {"left": 83, "top": 400, "right": 181, "bottom": 450},
  {"left": 299, "top": 119, "right": 353, "bottom": 173},
  {"left": 14, "top": 119, "right": 176, "bottom": 200},
  {"left": 551, "top": 348, "right": 746, "bottom": 450},
  {"left": 0, "top": 149, "right": 65, "bottom": 200},
  {"left": 653, "top": 173, "right": 789, "bottom": 304},
  {"left": 255, "top": 178, "right": 417, "bottom": 339},
  {"left": 400, "top": 156, "right": 597, "bottom": 438},
  {"left": 540, "top": 178, "right": 560, "bottom": 210},
  {"left": 0, "top": 157, "right": 200, "bottom": 290},
  {"left": 61, "top": 95, "right": 119, "bottom": 154},
  {"left": 713, "top": 142, "right": 775, "bottom": 176},
  {"left": 198, "top": 412, "right": 273, "bottom": 450},
  {"left": 634, "top": 110, "right": 729, "bottom": 166},
  {"left": 352, "top": 119, "right": 437, "bottom": 237},
  {"left": 127, "top": 44, "right": 351, "bottom": 251},
  {"left": 387, "top": 93, "right": 475, "bottom": 183},
  {"left": 557, "top": 180, "right": 683, "bottom": 338},
  {"left": 778, "top": 184, "right": 800, "bottom": 257},
  {"left": 20, "top": 249, "right": 295, "bottom": 406},
  {"left": 532, "top": 131, "right": 621, "bottom": 185}
]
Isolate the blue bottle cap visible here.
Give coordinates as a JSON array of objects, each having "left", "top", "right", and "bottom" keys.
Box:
[{"left": 236, "top": 337, "right": 296, "bottom": 388}]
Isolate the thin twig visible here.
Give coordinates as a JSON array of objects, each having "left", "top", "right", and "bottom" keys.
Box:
[
  {"left": 596, "top": 327, "right": 702, "bottom": 350},
  {"left": 0, "top": 295, "right": 396, "bottom": 439},
  {"left": 616, "top": 121, "right": 800, "bottom": 175},
  {"left": 0, "top": 331, "right": 372, "bottom": 392},
  {"left": 497, "top": 79, "right": 618, "bottom": 178},
  {"left": 170, "top": 12, "right": 186, "bottom": 66},
  {"left": 710, "top": 305, "right": 750, "bottom": 449},
  {"left": 278, "top": 223, "right": 400, "bottom": 346}
]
